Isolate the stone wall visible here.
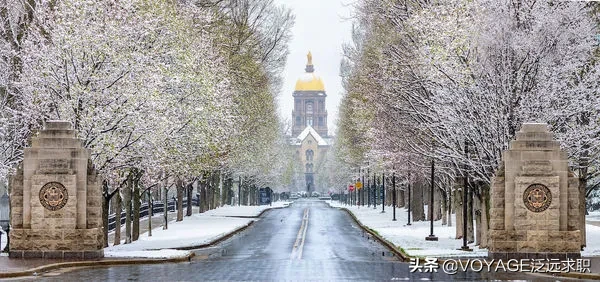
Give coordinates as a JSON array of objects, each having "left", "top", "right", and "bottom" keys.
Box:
[
  {"left": 9, "top": 121, "right": 103, "bottom": 259},
  {"left": 488, "top": 123, "right": 582, "bottom": 260}
]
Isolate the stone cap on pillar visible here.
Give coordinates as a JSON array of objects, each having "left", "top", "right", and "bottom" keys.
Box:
[
  {"left": 31, "top": 120, "right": 81, "bottom": 148},
  {"left": 44, "top": 120, "right": 73, "bottom": 130},
  {"left": 510, "top": 123, "right": 560, "bottom": 150}
]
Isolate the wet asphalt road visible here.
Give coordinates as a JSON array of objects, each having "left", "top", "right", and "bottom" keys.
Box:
[{"left": 30, "top": 199, "right": 547, "bottom": 281}]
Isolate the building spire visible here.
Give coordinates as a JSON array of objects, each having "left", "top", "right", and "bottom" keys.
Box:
[{"left": 305, "top": 51, "right": 314, "bottom": 73}]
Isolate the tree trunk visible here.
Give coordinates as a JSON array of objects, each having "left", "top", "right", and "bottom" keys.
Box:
[
  {"left": 455, "top": 186, "right": 463, "bottom": 239},
  {"left": 186, "top": 183, "right": 193, "bottom": 216},
  {"left": 176, "top": 179, "right": 184, "bottom": 222},
  {"left": 448, "top": 186, "right": 452, "bottom": 227},
  {"left": 113, "top": 190, "right": 122, "bottom": 246},
  {"left": 578, "top": 174, "right": 586, "bottom": 249},
  {"left": 480, "top": 185, "right": 490, "bottom": 248},
  {"left": 201, "top": 181, "right": 207, "bottom": 212},
  {"left": 411, "top": 181, "right": 425, "bottom": 221},
  {"left": 207, "top": 182, "right": 213, "bottom": 210},
  {"left": 467, "top": 184, "right": 474, "bottom": 243},
  {"left": 426, "top": 185, "right": 434, "bottom": 221},
  {"left": 124, "top": 173, "right": 132, "bottom": 244},
  {"left": 101, "top": 180, "right": 118, "bottom": 248},
  {"left": 441, "top": 190, "right": 447, "bottom": 225},
  {"left": 148, "top": 189, "right": 153, "bottom": 237},
  {"left": 434, "top": 188, "right": 442, "bottom": 221},
  {"left": 218, "top": 172, "right": 223, "bottom": 207},
  {"left": 475, "top": 198, "right": 482, "bottom": 246},
  {"left": 398, "top": 189, "right": 405, "bottom": 208},
  {"left": 132, "top": 170, "right": 141, "bottom": 241},
  {"left": 163, "top": 180, "right": 168, "bottom": 230},
  {"left": 102, "top": 194, "right": 110, "bottom": 247}
]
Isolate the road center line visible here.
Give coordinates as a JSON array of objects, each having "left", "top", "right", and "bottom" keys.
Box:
[
  {"left": 290, "top": 208, "right": 309, "bottom": 260},
  {"left": 297, "top": 209, "right": 309, "bottom": 259}
]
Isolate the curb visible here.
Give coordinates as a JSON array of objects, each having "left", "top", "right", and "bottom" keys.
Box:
[
  {"left": 0, "top": 253, "right": 195, "bottom": 279},
  {"left": 174, "top": 220, "right": 257, "bottom": 251},
  {"left": 339, "top": 207, "right": 410, "bottom": 262},
  {"left": 0, "top": 205, "right": 288, "bottom": 278}
]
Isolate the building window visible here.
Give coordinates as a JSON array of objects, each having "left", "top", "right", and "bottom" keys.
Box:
[
  {"left": 319, "top": 100, "right": 324, "bottom": 111},
  {"left": 296, "top": 116, "right": 301, "bottom": 126},
  {"left": 305, "top": 149, "right": 314, "bottom": 161},
  {"left": 318, "top": 117, "right": 323, "bottom": 126},
  {"left": 306, "top": 102, "right": 313, "bottom": 114},
  {"left": 305, "top": 163, "right": 313, "bottom": 173},
  {"left": 306, "top": 116, "right": 313, "bottom": 126}
]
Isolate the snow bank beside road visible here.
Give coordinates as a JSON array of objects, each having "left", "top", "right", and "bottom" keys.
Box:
[
  {"left": 105, "top": 202, "right": 288, "bottom": 259},
  {"left": 328, "top": 201, "right": 600, "bottom": 258}
]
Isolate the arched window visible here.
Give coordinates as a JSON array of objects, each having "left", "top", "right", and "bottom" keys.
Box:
[
  {"left": 305, "top": 149, "right": 314, "bottom": 161},
  {"left": 306, "top": 102, "right": 313, "bottom": 114},
  {"left": 305, "top": 163, "right": 313, "bottom": 173}
]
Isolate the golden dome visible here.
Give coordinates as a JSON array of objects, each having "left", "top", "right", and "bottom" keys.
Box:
[
  {"left": 295, "top": 73, "right": 325, "bottom": 91},
  {"left": 294, "top": 51, "right": 325, "bottom": 92}
]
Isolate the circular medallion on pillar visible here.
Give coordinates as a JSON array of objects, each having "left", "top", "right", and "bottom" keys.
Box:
[
  {"left": 39, "top": 182, "right": 68, "bottom": 211},
  {"left": 523, "top": 183, "right": 552, "bottom": 212}
]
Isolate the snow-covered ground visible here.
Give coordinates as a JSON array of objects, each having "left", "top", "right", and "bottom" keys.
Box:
[
  {"left": 2, "top": 200, "right": 598, "bottom": 260},
  {"left": 327, "top": 201, "right": 487, "bottom": 258},
  {"left": 105, "top": 201, "right": 289, "bottom": 259},
  {"left": 587, "top": 211, "right": 600, "bottom": 221},
  {"left": 327, "top": 201, "right": 600, "bottom": 258}
]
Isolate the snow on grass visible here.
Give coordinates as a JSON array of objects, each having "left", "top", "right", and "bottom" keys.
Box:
[
  {"left": 107, "top": 216, "right": 252, "bottom": 252},
  {"left": 105, "top": 202, "right": 288, "bottom": 259},
  {"left": 328, "top": 201, "right": 600, "bottom": 258}
]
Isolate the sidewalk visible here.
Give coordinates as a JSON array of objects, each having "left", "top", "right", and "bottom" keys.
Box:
[{"left": 0, "top": 201, "right": 290, "bottom": 278}]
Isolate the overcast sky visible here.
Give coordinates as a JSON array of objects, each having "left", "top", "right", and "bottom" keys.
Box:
[{"left": 274, "top": 0, "right": 354, "bottom": 136}]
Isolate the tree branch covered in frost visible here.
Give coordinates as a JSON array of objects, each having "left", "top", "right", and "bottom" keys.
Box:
[
  {"left": 334, "top": 0, "right": 600, "bottom": 200},
  {"left": 0, "top": 0, "right": 294, "bottom": 194}
]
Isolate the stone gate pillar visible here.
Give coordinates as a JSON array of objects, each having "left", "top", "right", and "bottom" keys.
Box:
[
  {"left": 488, "top": 123, "right": 582, "bottom": 260},
  {"left": 9, "top": 121, "right": 103, "bottom": 259}
]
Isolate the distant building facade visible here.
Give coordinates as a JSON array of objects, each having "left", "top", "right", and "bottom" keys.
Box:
[
  {"left": 290, "top": 52, "right": 331, "bottom": 193},
  {"left": 291, "top": 52, "right": 328, "bottom": 137}
]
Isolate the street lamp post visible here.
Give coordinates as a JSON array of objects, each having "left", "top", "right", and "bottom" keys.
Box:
[
  {"left": 392, "top": 171, "right": 396, "bottom": 221},
  {"left": 426, "top": 159, "right": 438, "bottom": 241}
]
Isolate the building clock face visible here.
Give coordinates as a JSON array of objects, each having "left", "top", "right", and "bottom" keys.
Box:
[
  {"left": 39, "top": 182, "right": 68, "bottom": 211},
  {"left": 523, "top": 183, "right": 552, "bottom": 212}
]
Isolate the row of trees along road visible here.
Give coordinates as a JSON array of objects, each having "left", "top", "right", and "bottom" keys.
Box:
[
  {"left": 0, "top": 0, "right": 295, "bottom": 247},
  {"left": 333, "top": 0, "right": 600, "bottom": 249}
]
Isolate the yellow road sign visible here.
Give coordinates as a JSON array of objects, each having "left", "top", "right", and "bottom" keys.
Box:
[{"left": 356, "top": 181, "right": 363, "bottom": 190}]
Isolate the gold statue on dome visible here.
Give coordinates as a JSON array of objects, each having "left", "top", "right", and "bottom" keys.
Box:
[{"left": 307, "top": 51, "right": 313, "bottom": 66}]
